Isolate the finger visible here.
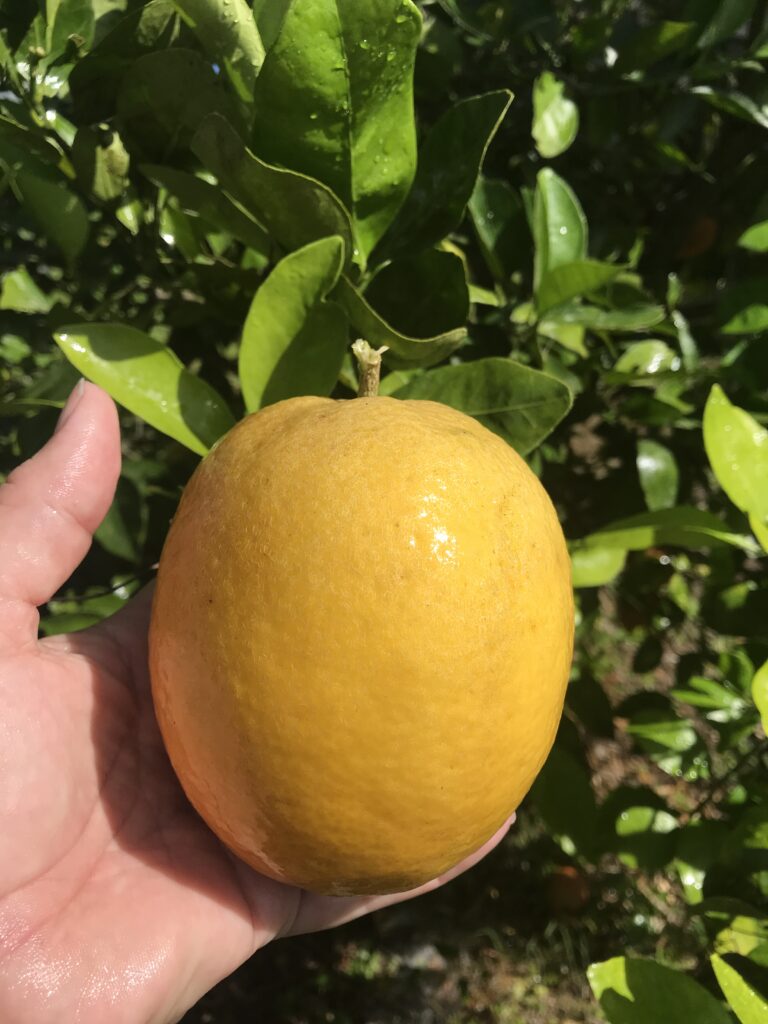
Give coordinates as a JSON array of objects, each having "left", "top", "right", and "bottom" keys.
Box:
[
  {"left": 284, "top": 815, "right": 514, "bottom": 938},
  {"left": 0, "top": 382, "right": 121, "bottom": 647}
]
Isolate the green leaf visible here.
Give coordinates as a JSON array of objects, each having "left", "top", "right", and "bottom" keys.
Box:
[
  {"left": 532, "top": 72, "right": 579, "bottom": 159},
  {"left": 0, "top": 335, "right": 32, "bottom": 364},
  {"left": 71, "top": 126, "right": 130, "bottom": 202},
  {"left": 750, "top": 513, "right": 768, "bottom": 552},
  {"left": 554, "top": 304, "right": 666, "bottom": 332},
  {"left": 589, "top": 957, "right": 732, "bottom": 1024},
  {"left": 615, "top": 341, "right": 680, "bottom": 377},
  {"left": 637, "top": 440, "right": 679, "bottom": 511},
  {"left": 252, "top": 0, "right": 291, "bottom": 49},
  {"left": 47, "top": 0, "right": 95, "bottom": 57},
  {"left": 94, "top": 476, "right": 143, "bottom": 563},
  {"left": 627, "top": 710, "right": 698, "bottom": 753},
  {"left": 712, "top": 955, "right": 768, "bottom": 1024},
  {"left": 739, "top": 209, "right": 768, "bottom": 253},
  {"left": 469, "top": 176, "right": 529, "bottom": 287},
  {"left": 751, "top": 660, "right": 768, "bottom": 733},
  {"left": 616, "top": 21, "right": 698, "bottom": 69},
  {"left": 192, "top": 113, "right": 355, "bottom": 259},
  {"left": 376, "top": 90, "right": 513, "bottom": 260},
  {"left": 570, "top": 545, "right": 627, "bottom": 588},
  {"left": 53, "top": 323, "right": 234, "bottom": 455},
  {"left": 69, "top": 1, "right": 179, "bottom": 124},
  {"left": 698, "top": 0, "right": 758, "bottom": 48},
  {"left": 335, "top": 276, "right": 465, "bottom": 369},
  {"left": 704, "top": 385, "right": 768, "bottom": 525},
  {"left": 536, "top": 259, "right": 622, "bottom": 315},
  {"left": 538, "top": 318, "right": 588, "bottom": 357},
  {"left": 142, "top": 164, "right": 269, "bottom": 251},
  {"left": 694, "top": 87, "right": 768, "bottom": 130},
  {"left": 117, "top": 48, "right": 241, "bottom": 159},
  {"left": 615, "top": 804, "right": 677, "bottom": 838},
  {"left": 362, "top": 250, "right": 468, "bottom": 340},
  {"left": 0, "top": 115, "right": 65, "bottom": 167},
  {"left": 739, "top": 223, "right": 768, "bottom": 253},
  {"left": 40, "top": 612, "right": 102, "bottom": 636},
  {"left": 434, "top": 0, "right": 492, "bottom": 38},
  {"left": 0, "top": 268, "right": 54, "bottom": 313},
  {"left": 250, "top": 0, "right": 421, "bottom": 257},
  {"left": 719, "top": 280, "right": 768, "bottom": 335},
  {"left": 14, "top": 170, "right": 89, "bottom": 267},
  {"left": 392, "top": 358, "right": 572, "bottom": 455},
  {"left": 582, "top": 507, "right": 757, "bottom": 553},
  {"left": 377, "top": 367, "right": 422, "bottom": 397},
  {"left": 672, "top": 308, "right": 699, "bottom": 371},
  {"left": 171, "top": 0, "right": 265, "bottom": 105},
  {"left": 533, "top": 168, "right": 587, "bottom": 291},
  {"left": 468, "top": 283, "right": 500, "bottom": 307},
  {"left": 605, "top": 790, "right": 679, "bottom": 871},
  {"left": 239, "top": 236, "right": 347, "bottom": 411},
  {"left": 531, "top": 745, "right": 601, "bottom": 858},
  {"left": 671, "top": 676, "right": 748, "bottom": 715}
]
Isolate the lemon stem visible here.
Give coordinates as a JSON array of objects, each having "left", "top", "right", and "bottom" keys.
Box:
[{"left": 352, "top": 340, "right": 388, "bottom": 398}]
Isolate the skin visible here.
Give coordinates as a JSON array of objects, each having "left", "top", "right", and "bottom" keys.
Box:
[{"left": 0, "top": 382, "right": 512, "bottom": 1024}]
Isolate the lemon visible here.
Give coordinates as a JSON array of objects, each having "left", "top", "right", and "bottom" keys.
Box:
[{"left": 149, "top": 394, "right": 573, "bottom": 895}]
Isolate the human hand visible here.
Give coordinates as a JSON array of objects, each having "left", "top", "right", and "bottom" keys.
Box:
[{"left": 0, "top": 382, "right": 512, "bottom": 1024}]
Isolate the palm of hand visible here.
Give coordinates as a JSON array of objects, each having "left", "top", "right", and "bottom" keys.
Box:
[{"left": 0, "top": 384, "right": 510, "bottom": 1024}]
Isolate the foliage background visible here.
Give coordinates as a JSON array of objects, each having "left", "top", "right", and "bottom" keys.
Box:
[{"left": 2, "top": 0, "right": 768, "bottom": 1021}]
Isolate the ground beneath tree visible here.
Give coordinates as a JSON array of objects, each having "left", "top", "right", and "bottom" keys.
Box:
[{"left": 180, "top": 812, "right": 666, "bottom": 1024}]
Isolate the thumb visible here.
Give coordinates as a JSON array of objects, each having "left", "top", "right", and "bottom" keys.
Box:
[{"left": 0, "top": 381, "right": 121, "bottom": 648}]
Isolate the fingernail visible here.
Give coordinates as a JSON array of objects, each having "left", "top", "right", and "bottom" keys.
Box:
[{"left": 55, "top": 378, "right": 85, "bottom": 434}]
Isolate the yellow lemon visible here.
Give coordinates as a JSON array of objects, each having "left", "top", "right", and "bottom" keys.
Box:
[{"left": 149, "top": 394, "right": 573, "bottom": 895}]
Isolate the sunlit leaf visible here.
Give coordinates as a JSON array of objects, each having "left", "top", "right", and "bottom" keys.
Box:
[
  {"left": 172, "top": 0, "right": 264, "bottom": 105},
  {"left": 739, "top": 222, "right": 768, "bottom": 253},
  {"left": 555, "top": 304, "right": 666, "bottom": 332},
  {"left": 46, "top": 0, "right": 95, "bottom": 57},
  {"left": 589, "top": 957, "right": 732, "bottom": 1024},
  {"left": 192, "top": 113, "right": 355, "bottom": 258},
  {"left": 711, "top": 954, "right": 768, "bottom": 1024},
  {"left": 570, "top": 545, "right": 626, "bottom": 588},
  {"left": 693, "top": 86, "right": 768, "bottom": 130},
  {"left": 469, "top": 176, "right": 529, "bottom": 288},
  {"left": 719, "top": 280, "right": 768, "bottom": 335},
  {"left": 250, "top": 0, "right": 422, "bottom": 256},
  {"left": 53, "top": 323, "right": 234, "bottom": 455},
  {"left": 637, "top": 440, "right": 679, "bottom": 511},
  {"left": 142, "top": 163, "right": 270, "bottom": 251},
  {"left": 0, "top": 268, "right": 54, "bottom": 313},
  {"left": 581, "top": 507, "right": 757, "bottom": 553},
  {"left": 239, "top": 236, "right": 347, "bottom": 411},
  {"left": 392, "top": 357, "right": 572, "bottom": 454},
  {"left": 532, "top": 72, "right": 579, "bottom": 158},
  {"left": 752, "top": 661, "right": 768, "bottom": 734},
  {"left": 704, "top": 385, "right": 768, "bottom": 526},
  {"left": 377, "top": 89, "right": 513, "bottom": 260},
  {"left": 71, "top": 125, "right": 130, "bottom": 202},
  {"left": 537, "top": 259, "right": 622, "bottom": 315},
  {"left": 533, "top": 168, "right": 587, "bottom": 290}
]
